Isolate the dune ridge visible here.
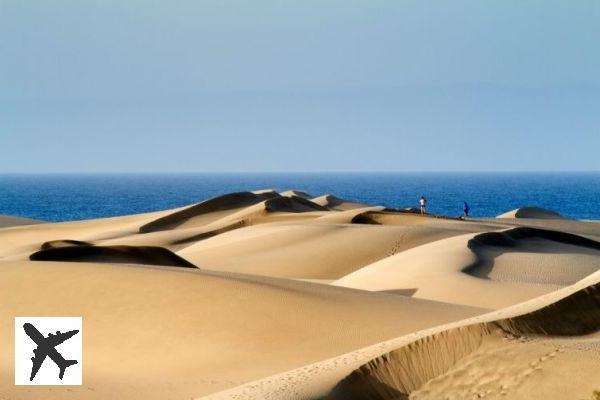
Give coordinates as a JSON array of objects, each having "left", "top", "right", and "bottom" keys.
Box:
[
  {"left": 328, "top": 274, "right": 600, "bottom": 400},
  {"left": 496, "top": 207, "right": 564, "bottom": 219},
  {"left": 139, "top": 191, "right": 281, "bottom": 233},
  {"left": 464, "top": 227, "right": 600, "bottom": 285},
  {"left": 264, "top": 196, "right": 329, "bottom": 213},
  {"left": 30, "top": 243, "right": 198, "bottom": 268},
  {"left": 311, "top": 194, "right": 369, "bottom": 211}
]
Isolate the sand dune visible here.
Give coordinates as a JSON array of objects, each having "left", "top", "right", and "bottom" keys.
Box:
[
  {"left": 88, "top": 219, "right": 249, "bottom": 252},
  {"left": 30, "top": 243, "right": 197, "bottom": 268},
  {"left": 204, "top": 270, "right": 600, "bottom": 400},
  {"left": 480, "top": 216, "right": 600, "bottom": 242},
  {"left": 140, "top": 192, "right": 329, "bottom": 236},
  {"left": 139, "top": 191, "right": 281, "bottom": 233},
  {"left": 264, "top": 195, "right": 329, "bottom": 212},
  {"left": 334, "top": 227, "right": 600, "bottom": 308},
  {"left": 281, "top": 190, "right": 314, "bottom": 199},
  {"left": 177, "top": 219, "right": 500, "bottom": 279},
  {"left": 312, "top": 194, "right": 370, "bottom": 211},
  {"left": 313, "top": 206, "right": 386, "bottom": 224},
  {"left": 329, "top": 272, "right": 600, "bottom": 400},
  {"left": 352, "top": 210, "right": 507, "bottom": 232},
  {"left": 0, "top": 261, "right": 483, "bottom": 400},
  {"left": 497, "top": 207, "right": 564, "bottom": 219},
  {"left": 0, "top": 190, "right": 598, "bottom": 400},
  {"left": 41, "top": 239, "right": 93, "bottom": 249},
  {"left": 465, "top": 227, "right": 600, "bottom": 285},
  {"left": 0, "top": 207, "right": 181, "bottom": 258}
]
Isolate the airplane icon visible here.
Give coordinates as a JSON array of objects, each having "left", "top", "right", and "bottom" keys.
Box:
[{"left": 23, "top": 322, "right": 79, "bottom": 381}]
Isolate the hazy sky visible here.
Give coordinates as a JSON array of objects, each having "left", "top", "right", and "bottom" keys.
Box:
[{"left": 1, "top": 1, "right": 599, "bottom": 172}]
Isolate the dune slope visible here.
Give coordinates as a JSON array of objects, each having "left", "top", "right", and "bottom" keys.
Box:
[
  {"left": 30, "top": 243, "right": 198, "bottom": 268},
  {"left": 139, "top": 191, "right": 281, "bottom": 233},
  {"left": 203, "top": 271, "right": 600, "bottom": 400},
  {"left": 329, "top": 274, "right": 600, "bottom": 400},
  {"left": 334, "top": 227, "right": 600, "bottom": 308},
  {"left": 177, "top": 220, "right": 501, "bottom": 279},
  {"left": 0, "top": 261, "right": 483, "bottom": 400}
]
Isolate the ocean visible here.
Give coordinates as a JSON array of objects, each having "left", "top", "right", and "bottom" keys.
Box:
[{"left": 0, "top": 173, "right": 599, "bottom": 222}]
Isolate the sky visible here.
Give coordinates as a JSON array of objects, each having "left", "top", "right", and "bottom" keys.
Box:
[{"left": 1, "top": 1, "right": 599, "bottom": 173}]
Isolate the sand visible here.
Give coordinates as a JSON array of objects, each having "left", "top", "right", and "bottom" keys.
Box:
[
  {"left": 496, "top": 207, "right": 564, "bottom": 219},
  {"left": 0, "top": 214, "right": 43, "bottom": 228},
  {"left": 0, "top": 189, "right": 598, "bottom": 400},
  {"left": 204, "top": 270, "right": 600, "bottom": 400},
  {"left": 0, "top": 262, "right": 483, "bottom": 399},
  {"left": 333, "top": 227, "right": 600, "bottom": 308}
]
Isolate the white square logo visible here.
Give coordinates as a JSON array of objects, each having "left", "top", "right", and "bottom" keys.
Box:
[{"left": 14, "top": 317, "right": 82, "bottom": 385}]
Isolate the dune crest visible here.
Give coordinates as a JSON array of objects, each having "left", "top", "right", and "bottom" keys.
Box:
[
  {"left": 40, "top": 239, "right": 93, "bottom": 249},
  {"left": 497, "top": 207, "right": 564, "bottom": 219},
  {"left": 311, "top": 194, "right": 370, "bottom": 211},
  {"left": 30, "top": 243, "right": 197, "bottom": 268},
  {"left": 281, "top": 190, "right": 314, "bottom": 199},
  {"left": 264, "top": 195, "right": 328, "bottom": 213},
  {"left": 464, "top": 227, "right": 600, "bottom": 285},
  {"left": 139, "top": 191, "right": 280, "bottom": 233}
]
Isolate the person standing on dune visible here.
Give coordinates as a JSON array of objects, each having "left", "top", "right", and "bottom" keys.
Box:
[
  {"left": 419, "top": 196, "right": 427, "bottom": 214},
  {"left": 463, "top": 201, "right": 470, "bottom": 218}
]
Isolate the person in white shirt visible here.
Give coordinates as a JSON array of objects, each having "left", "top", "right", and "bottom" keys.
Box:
[{"left": 419, "top": 196, "right": 427, "bottom": 214}]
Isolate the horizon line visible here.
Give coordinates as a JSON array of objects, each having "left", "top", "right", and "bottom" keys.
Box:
[{"left": 1, "top": 170, "right": 600, "bottom": 175}]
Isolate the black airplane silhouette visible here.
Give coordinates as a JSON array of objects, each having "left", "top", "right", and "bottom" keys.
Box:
[{"left": 23, "top": 322, "right": 79, "bottom": 381}]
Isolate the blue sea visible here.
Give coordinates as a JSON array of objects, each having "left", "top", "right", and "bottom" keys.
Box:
[{"left": 0, "top": 173, "right": 599, "bottom": 222}]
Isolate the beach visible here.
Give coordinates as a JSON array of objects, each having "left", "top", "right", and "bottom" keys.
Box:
[{"left": 1, "top": 189, "right": 599, "bottom": 399}]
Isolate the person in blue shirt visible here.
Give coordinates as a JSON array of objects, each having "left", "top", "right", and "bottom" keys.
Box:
[{"left": 463, "top": 201, "right": 470, "bottom": 218}]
